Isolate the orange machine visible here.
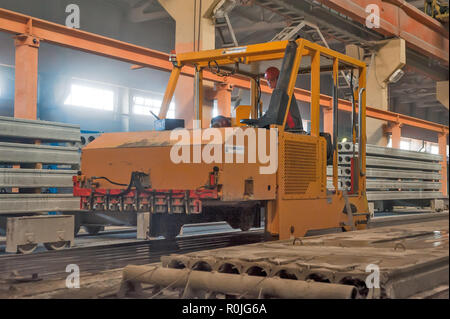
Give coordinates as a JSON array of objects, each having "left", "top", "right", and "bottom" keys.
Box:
[{"left": 74, "top": 39, "right": 369, "bottom": 239}]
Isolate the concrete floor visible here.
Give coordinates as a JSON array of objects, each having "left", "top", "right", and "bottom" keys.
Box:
[{"left": 0, "top": 207, "right": 439, "bottom": 255}]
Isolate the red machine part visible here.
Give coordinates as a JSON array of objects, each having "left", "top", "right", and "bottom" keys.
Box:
[{"left": 72, "top": 176, "right": 218, "bottom": 214}]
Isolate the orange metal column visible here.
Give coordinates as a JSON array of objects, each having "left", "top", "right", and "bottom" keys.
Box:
[
  {"left": 323, "top": 108, "right": 333, "bottom": 137},
  {"left": 215, "top": 83, "right": 232, "bottom": 117},
  {"left": 14, "top": 35, "right": 40, "bottom": 120},
  {"left": 391, "top": 123, "right": 402, "bottom": 149},
  {"left": 310, "top": 50, "right": 321, "bottom": 137},
  {"left": 438, "top": 133, "right": 448, "bottom": 196}
]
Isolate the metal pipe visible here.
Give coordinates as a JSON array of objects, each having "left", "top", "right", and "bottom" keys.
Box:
[
  {"left": 332, "top": 83, "right": 338, "bottom": 155},
  {"left": 358, "top": 88, "right": 365, "bottom": 175},
  {"left": 122, "top": 265, "right": 357, "bottom": 299},
  {"left": 193, "top": 67, "right": 201, "bottom": 129}
]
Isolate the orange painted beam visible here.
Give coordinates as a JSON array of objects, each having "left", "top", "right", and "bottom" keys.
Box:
[
  {"left": 438, "top": 133, "right": 448, "bottom": 196},
  {"left": 323, "top": 109, "right": 333, "bottom": 137},
  {"left": 0, "top": 8, "right": 172, "bottom": 71},
  {"left": 390, "top": 123, "right": 402, "bottom": 149},
  {"left": 315, "top": 0, "right": 449, "bottom": 65},
  {"left": 14, "top": 35, "right": 39, "bottom": 119}
]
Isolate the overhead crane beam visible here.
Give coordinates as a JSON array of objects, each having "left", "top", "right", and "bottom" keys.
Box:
[{"left": 315, "top": 0, "right": 449, "bottom": 65}]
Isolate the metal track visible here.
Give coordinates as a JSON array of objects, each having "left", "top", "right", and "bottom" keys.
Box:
[{"left": 0, "top": 230, "right": 265, "bottom": 280}]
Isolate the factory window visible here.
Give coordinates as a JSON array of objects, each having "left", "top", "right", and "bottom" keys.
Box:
[
  {"left": 133, "top": 96, "right": 175, "bottom": 118},
  {"left": 64, "top": 84, "right": 114, "bottom": 111},
  {"left": 430, "top": 144, "right": 439, "bottom": 155},
  {"left": 213, "top": 100, "right": 218, "bottom": 118},
  {"left": 400, "top": 139, "right": 410, "bottom": 151}
]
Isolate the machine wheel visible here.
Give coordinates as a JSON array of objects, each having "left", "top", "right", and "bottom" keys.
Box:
[
  {"left": 84, "top": 225, "right": 104, "bottom": 235},
  {"left": 226, "top": 208, "right": 257, "bottom": 231},
  {"left": 149, "top": 214, "right": 182, "bottom": 239},
  {"left": 239, "top": 211, "right": 255, "bottom": 231},
  {"left": 74, "top": 214, "right": 81, "bottom": 236},
  {"left": 74, "top": 224, "right": 81, "bottom": 236},
  {"left": 162, "top": 225, "right": 181, "bottom": 240},
  {"left": 17, "top": 243, "right": 38, "bottom": 254},
  {"left": 44, "top": 241, "right": 69, "bottom": 251}
]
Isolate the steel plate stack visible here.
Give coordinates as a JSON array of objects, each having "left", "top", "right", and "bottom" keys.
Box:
[
  {"left": 328, "top": 142, "right": 444, "bottom": 209},
  {"left": 0, "top": 116, "right": 81, "bottom": 230}
]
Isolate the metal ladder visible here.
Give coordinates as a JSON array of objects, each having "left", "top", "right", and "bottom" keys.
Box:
[{"left": 212, "top": 0, "right": 239, "bottom": 48}]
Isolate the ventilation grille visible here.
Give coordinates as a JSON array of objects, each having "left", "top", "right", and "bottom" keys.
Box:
[{"left": 284, "top": 140, "right": 317, "bottom": 195}]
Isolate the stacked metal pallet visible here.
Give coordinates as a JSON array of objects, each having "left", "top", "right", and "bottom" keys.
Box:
[
  {"left": 332, "top": 142, "right": 444, "bottom": 211},
  {"left": 0, "top": 116, "right": 80, "bottom": 253}
]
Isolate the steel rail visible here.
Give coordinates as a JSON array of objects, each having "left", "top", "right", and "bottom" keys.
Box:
[{"left": 0, "top": 230, "right": 265, "bottom": 280}]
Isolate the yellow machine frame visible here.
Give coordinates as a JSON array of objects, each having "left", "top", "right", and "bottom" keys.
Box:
[{"left": 160, "top": 38, "right": 368, "bottom": 239}]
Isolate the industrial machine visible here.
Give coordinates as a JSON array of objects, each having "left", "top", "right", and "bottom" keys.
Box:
[
  {"left": 74, "top": 38, "right": 370, "bottom": 240},
  {"left": 425, "top": 0, "right": 449, "bottom": 23}
]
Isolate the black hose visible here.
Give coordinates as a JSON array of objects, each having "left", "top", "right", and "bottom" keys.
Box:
[{"left": 91, "top": 176, "right": 128, "bottom": 187}]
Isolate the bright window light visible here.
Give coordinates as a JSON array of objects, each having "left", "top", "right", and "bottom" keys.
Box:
[
  {"left": 212, "top": 100, "right": 218, "bottom": 118},
  {"left": 64, "top": 84, "right": 114, "bottom": 111},
  {"left": 133, "top": 96, "right": 175, "bottom": 118},
  {"left": 387, "top": 137, "right": 392, "bottom": 148},
  {"left": 430, "top": 144, "right": 439, "bottom": 155},
  {"left": 400, "top": 140, "right": 410, "bottom": 151}
]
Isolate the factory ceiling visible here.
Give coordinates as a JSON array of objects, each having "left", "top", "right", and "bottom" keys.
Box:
[{"left": 110, "top": 0, "right": 448, "bottom": 125}]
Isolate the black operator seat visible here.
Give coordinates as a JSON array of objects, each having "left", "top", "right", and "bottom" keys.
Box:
[{"left": 240, "top": 40, "right": 304, "bottom": 131}]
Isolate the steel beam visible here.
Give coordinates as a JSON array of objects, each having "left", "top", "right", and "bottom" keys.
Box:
[
  {"left": 0, "top": 168, "right": 76, "bottom": 188},
  {"left": 339, "top": 155, "right": 441, "bottom": 171},
  {"left": 0, "top": 116, "right": 80, "bottom": 143},
  {"left": 0, "top": 194, "right": 80, "bottom": 214},
  {"left": 338, "top": 142, "right": 442, "bottom": 162},
  {"left": 365, "top": 168, "right": 441, "bottom": 180},
  {"left": 366, "top": 180, "right": 441, "bottom": 190},
  {"left": 0, "top": 142, "right": 80, "bottom": 165},
  {"left": 366, "top": 191, "right": 444, "bottom": 201}
]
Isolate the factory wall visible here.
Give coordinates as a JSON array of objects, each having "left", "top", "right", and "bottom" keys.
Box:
[{"left": 0, "top": 0, "right": 175, "bottom": 132}]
